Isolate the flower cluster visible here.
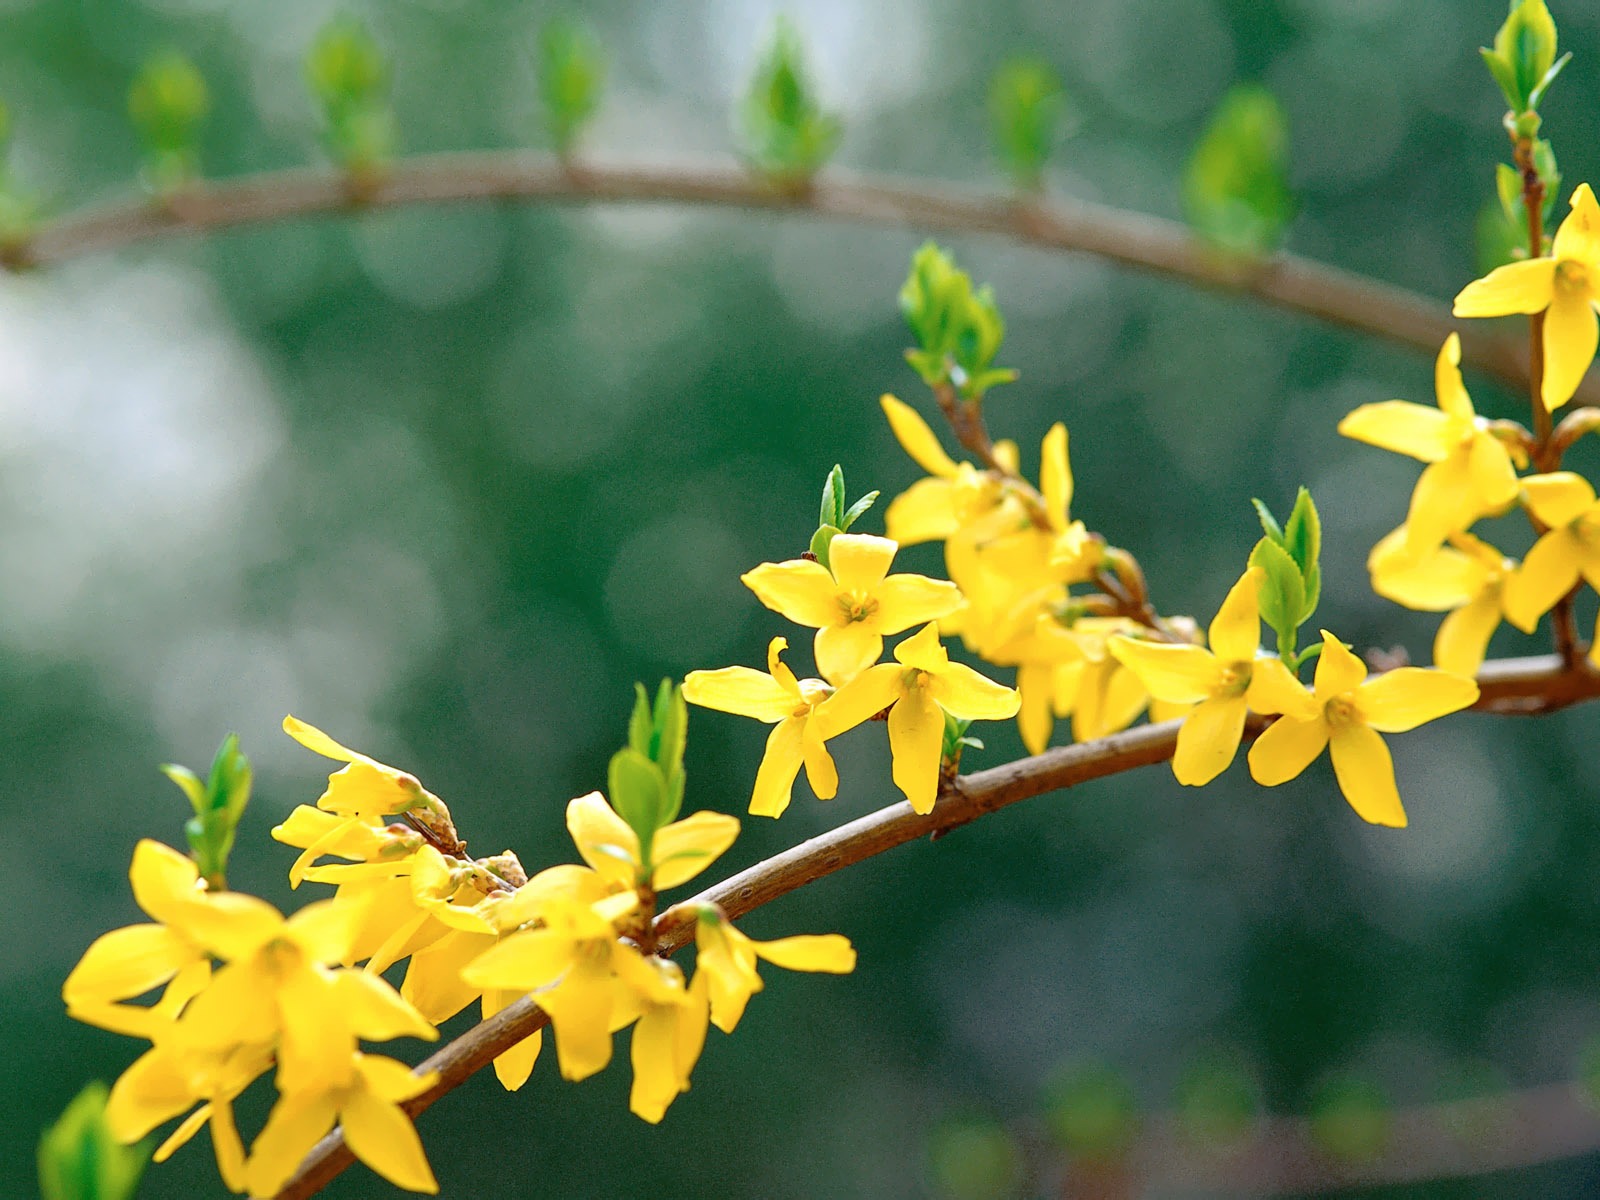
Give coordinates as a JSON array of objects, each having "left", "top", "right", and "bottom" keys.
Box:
[{"left": 64, "top": 715, "right": 855, "bottom": 1194}]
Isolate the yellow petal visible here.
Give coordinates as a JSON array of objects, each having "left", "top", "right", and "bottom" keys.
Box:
[
  {"left": 800, "top": 717, "right": 840, "bottom": 800},
  {"left": 1522, "top": 471, "right": 1597, "bottom": 527},
  {"left": 1040, "top": 422, "right": 1073, "bottom": 526},
  {"left": 1337, "top": 401, "right": 1455, "bottom": 462},
  {"left": 929, "top": 660, "right": 1020, "bottom": 721},
  {"left": 885, "top": 477, "right": 960, "bottom": 545},
  {"left": 1354, "top": 668, "right": 1479, "bottom": 732},
  {"left": 651, "top": 810, "right": 741, "bottom": 890},
  {"left": 63, "top": 924, "right": 195, "bottom": 1008},
  {"left": 1466, "top": 431, "right": 1519, "bottom": 511},
  {"left": 681, "top": 665, "right": 795, "bottom": 723},
  {"left": 354, "top": 1051, "right": 438, "bottom": 1104},
  {"left": 1369, "top": 530, "right": 1481, "bottom": 610},
  {"left": 333, "top": 969, "right": 439, "bottom": 1042},
  {"left": 538, "top": 958, "right": 617, "bottom": 1081},
  {"left": 1016, "top": 661, "right": 1056, "bottom": 755},
  {"left": 752, "top": 932, "right": 857, "bottom": 973},
  {"left": 483, "top": 990, "right": 541, "bottom": 1091},
  {"left": 1434, "top": 593, "right": 1502, "bottom": 677},
  {"left": 741, "top": 559, "right": 841, "bottom": 628},
  {"left": 566, "top": 791, "right": 641, "bottom": 887},
  {"left": 815, "top": 622, "right": 883, "bottom": 687},
  {"left": 127, "top": 839, "right": 200, "bottom": 925},
  {"left": 105, "top": 1047, "right": 195, "bottom": 1143},
  {"left": 881, "top": 394, "right": 959, "bottom": 477},
  {"left": 1247, "top": 714, "right": 1329, "bottom": 786},
  {"left": 244, "top": 1092, "right": 340, "bottom": 1197},
  {"left": 340, "top": 1088, "right": 439, "bottom": 1194},
  {"left": 1403, "top": 454, "right": 1477, "bottom": 553},
  {"left": 893, "top": 621, "right": 951, "bottom": 673},
  {"left": 814, "top": 663, "right": 903, "bottom": 739},
  {"left": 828, "top": 533, "right": 898, "bottom": 594},
  {"left": 208, "top": 1094, "right": 247, "bottom": 1194},
  {"left": 1108, "top": 637, "right": 1220, "bottom": 705},
  {"left": 1172, "top": 695, "right": 1248, "bottom": 786},
  {"left": 461, "top": 928, "right": 572, "bottom": 993},
  {"left": 1452, "top": 257, "right": 1555, "bottom": 317},
  {"left": 152, "top": 1103, "right": 210, "bottom": 1165},
  {"left": 629, "top": 1003, "right": 689, "bottom": 1124},
  {"left": 1503, "top": 530, "right": 1581, "bottom": 631},
  {"left": 276, "top": 968, "right": 358, "bottom": 1095},
  {"left": 282, "top": 714, "right": 365, "bottom": 763},
  {"left": 872, "top": 573, "right": 965, "bottom": 635},
  {"left": 1433, "top": 332, "right": 1474, "bottom": 420},
  {"left": 1552, "top": 182, "right": 1600, "bottom": 265},
  {"left": 1243, "top": 656, "right": 1316, "bottom": 719},
  {"left": 175, "top": 893, "right": 285, "bottom": 962},
  {"left": 1542, "top": 290, "right": 1600, "bottom": 410},
  {"left": 284, "top": 896, "right": 360, "bottom": 966},
  {"left": 1312, "top": 632, "right": 1367, "bottom": 698},
  {"left": 402, "top": 930, "right": 492, "bottom": 1024},
  {"left": 1328, "top": 723, "right": 1407, "bottom": 827},
  {"left": 748, "top": 717, "right": 806, "bottom": 818},
  {"left": 888, "top": 685, "right": 944, "bottom": 814},
  {"left": 1208, "top": 568, "right": 1263, "bottom": 664}
]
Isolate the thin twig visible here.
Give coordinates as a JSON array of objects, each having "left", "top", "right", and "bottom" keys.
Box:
[
  {"left": 6, "top": 152, "right": 1586, "bottom": 405},
  {"left": 268, "top": 653, "right": 1600, "bottom": 1199}
]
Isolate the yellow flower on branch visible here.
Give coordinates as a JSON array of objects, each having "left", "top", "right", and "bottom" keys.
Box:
[
  {"left": 817, "top": 623, "right": 1020, "bottom": 813},
  {"left": 1503, "top": 472, "right": 1600, "bottom": 654},
  {"left": 1110, "top": 568, "right": 1269, "bottom": 786},
  {"left": 880, "top": 393, "right": 1010, "bottom": 546},
  {"left": 683, "top": 636, "right": 849, "bottom": 817},
  {"left": 1454, "top": 181, "right": 1600, "bottom": 410},
  {"left": 565, "top": 789, "right": 740, "bottom": 893},
  {"left": 284, "top": 715, "right": 445, "bottom": 820},
  {"left": 610, "top": 951, "right": 709, "bottom": 1124},
  {"left": 1246, "top": 632, "right": 1480, "bottom": 827},
  {"left": 1337, "top": 334, "right": 1520, "bottom": 553},
  {"left": 1369, "top": 528, "right": 1514, "bottom": 676},
  {"left": 741, "top": 533, "right": 962, "bottom": 686},
  {"left": 692, "top": 906, "right": 856, "bottom": 1034}
]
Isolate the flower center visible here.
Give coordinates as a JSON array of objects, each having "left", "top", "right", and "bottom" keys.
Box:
[
  {"left": 1217, "top": 662, "right": 1252, "bottom": 698},
  {"left": 1324, "top": 695, "right": 1358, "bottom": 727},
  {"left": 1556, "top": 258, "right": 1591, "bottom": 298},
  {"left": 838, "top": 593, "right": 880, "bottom": 623}
]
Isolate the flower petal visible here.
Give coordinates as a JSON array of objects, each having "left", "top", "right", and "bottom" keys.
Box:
[
  {"left": 1312, "top": 632, "right": 1367, "bottom": 698},
  {"left": 828, "top": 533, "right": 898, "bottom": 594},
  {"left": 885, "top": 477, "right": 960, "bottom": 545},
  {"left": 1369, "top": 530, "right": 1481, "bottom": 610},
  {"left": 566, "top": 791, "right": 641, "bottom": 886},
  {"left": 128, "top": 839, "right": 201, "bottom": 925},
  {"left": 1522, "top": 471, "right": 1597, "bottom": 527},
  {"left": 1208, "top": 568, "right": 1263, "bottom": 663},
  {"left": 1247, "top": 714, "right": 1329, "bottom": 786},
  {"left": 748, "top": 718, "right": 805, "bottom": 818},
  {"left": 881, "top": 394, "right": 959, "bottom": 477},
  {"left": 741, "top": 559, "right": 841, "bottom": 628},
  {"left": 1354, "top": 668, "right": 1479, "bottom": 732},
  {"left": 887, "top": 686, "right": 944, "bottom": 814},
  {"left": 244, "top": 1092, "right": 339, "bottom": 1197},
  {"left": 1552, "top": 182, "right": 1600, "bottom": 265},
  {"left": 1172, "top": 695, "right": 1248, "bottom": 787},
  {"left": 63, "top": 924, "right": 195, "bottom": 1008},
  {"left": 800, "top": 717, "right": 840, "bottom": 801},
  {"left": 282, "top": 714, "right": 365, "bottom": 763},
  {"left": 752, "top": 932, "right": 857, "bottom": 973},
  {"left": 1433, "top": 332, "right": 1474, "bottom": 420},
  {"left": 538, "top": 958, "right": 617, "bottom": 1081},
  {"left": 893, "top": 622, "right": 951, "bottom": 673},
  {"left": 1542, "top": 290, "right": 1600, "bottom": 410},
  {"left": 1109, "top": 637, "right": 1221, "bottom": 705},
  {"left": 1434, "top": 593, "right": 1502, "bottom": 677},
  {"left": 333, "top": 969, "right": 438, "bottom": 1043},
  {"left": 340, "top": 1087, "right": 440, "bottom": 1194},
  {"left": 871, "top": 574, "right": 965, "bottom": 635},
  {"left": 1337, "top": 402, "right": 1455, "bottom": 462},
  {"left": 651, "top": 811, "right": 741, "bottom": 890},
  {"left": 928, "top": 661, "right": 1021, "bottom": 721},
  {"left": 1503, "top": 530, "right": 1581, "bottom": 631},
  {"left": 815, "top": 622, "right": 883, "bottom": 687},
  {"left": 814, "top": 664, "right": 903, "bottom": 739},
  {"left": 1244, "top": 656, "right": 1317, "bottom": 719},
  {"left": 482, "top": 990, "right": 541, "bottom": 1091},
  {"left": 1452, "top": 257, "right": 1555, "bottom": 317},
  {"left": 1328, "top": 723, "right": 1407, "bottom": 827},
  {"left": 1403, "top": 454, "right": 1478, "bottom": 553},
  {"left": 1040, "top": 422, "right": 1073, "bottom": 526},
  {"left": 402, "top": 930, "right": 493, "bottom": 1024},
  {"left": 681, "top": 666, "right": 795, "bottom": 723}
]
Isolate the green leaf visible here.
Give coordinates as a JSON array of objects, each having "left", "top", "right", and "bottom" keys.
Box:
[
  {"left": 1182, "top": 84, "right": 1295, "bottom": 255},
  {"left": 819, "top": 464, "right": 845, "bottom": 529},
  {"left": 897, "top": 242, "right": 1015, "bottom": 399},
  {"left": 538, "top": 18, "right": 604, "bottom": 155},
  {"left": 38, "top": 1082, "right": 149, "bottom": 1200},
  {"left": 989, "top": 59, "right": 1067, "bottom": 191},
  {"left": 128, "top": 51, "right": 209, "bottom": 191},
  {"left": 840, "top": 490, "right": 879, "bottom": 531},
  {"left": 1527, "top": 50, "right": 1571, "bottom": 111},
  {"left": 160, "top": 763, "right": 205, "bottom": 815},
  {"left": 737, "top": 18, "right": 840, "bottom": 183},
  {"left": 608, "top": 746, "right": 665, "bottom": 845},
  {"left": 1249, "top": 536, "right": 1305, "bottom": 648},
  {"left": 305, "top": 18, "right": 394, "bottom": 170},
  {"left": 1282, "top": 487, "right": 1320, "bottom": 578},
  {"left": 1250, "top": 497, "right": 1283, "bottom": 544},
  {"left": 809, "top": 524, "right": 839, "bottom": 569},
  {"left": 627, "top": 683, "right": 653, "bottom": 757},
  {"left": 927, "top": 1115, "right": 1025, "bottom": 1200},
  {"left": 1486, "top": 0, "right": 1559, "bottom": 111}
]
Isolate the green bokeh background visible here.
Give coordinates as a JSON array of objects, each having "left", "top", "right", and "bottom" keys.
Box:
[{"left": 7, "top": 1, "right": 1600, "bottom": 1196}]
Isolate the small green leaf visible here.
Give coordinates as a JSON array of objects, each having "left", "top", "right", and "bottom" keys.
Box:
[
  {"left": 1527, "top": 50, "right": 1571, "bottom": 111},
  {"left": 737, "top": 18, "right": 840, "bottom": 183},
  {"left": 160, "top": 763, "right": 206, "bottom": 814},
  {"left": 840, "top": 490, "right": 879, "bottom": 531},
  {"left": 128, "top": 51, "right": 209, "bottom": 192},
  {"left": 538, "top": 18, "right": 604, "bottom": 155},
  {"left": 627, "top": 683, "right": 653, "bottom": 757},
  {"left": 306, "top": 18, "right": 394, "bottom": 171},
  {"left": 1282, "top": 487, "right": 1320, "bottom": 578},
  {"left": 608, "top": 746, "right": 665, "bottom": 845},
  {"left": 927, "top": 1114, "right": 1025, "bottom": 1200},
  {"left": 810, "top": 524, "right": 839, "bottom": 569},
  {"left": 1250, "top": 497, "right": 1284, "bottom": 544},
  {"left": 1249, "top": 536, "right": 1305, "bottom": 648},
  {"left": 989, "top": 59, "right": 1067, "bottom": 191},
  {"left": 38, "top": 1082, "right": 149, "bottom": 1200},
  {"left": 1485, "top": 0, "right": 1559, "bottom": 112},
  {"left": 898, "top": 243, "right": 1015, "bottom": 400},
  {"left": 1182, "top": 84, "right": 1295, "bottom": 255},
  {"left": 819, "top": 464, "right": 845, "bottom": 529}
]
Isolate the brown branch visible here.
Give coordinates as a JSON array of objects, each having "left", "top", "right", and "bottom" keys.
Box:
[
  {"left": 269, "top": 652, "right": 1600, "bottom": 1198},
  {"left": 1080, "top": 1080, "right": 1600, "bottom": 1196},
  {"left": 7, "top": 152, "right": 1585, "bottom": 405}
]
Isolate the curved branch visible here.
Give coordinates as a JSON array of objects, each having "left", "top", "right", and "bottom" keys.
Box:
[
  {"left": 7, "top": 152, "right": 1583, "bottom": 405},
  {"left": 268, "top": 654, "right": 1600, "bottom": 1198}
]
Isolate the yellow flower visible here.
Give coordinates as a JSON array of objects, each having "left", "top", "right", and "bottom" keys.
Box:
[
  {"left": 1369, "top": 528, "right": 1513, "bottom": 676},
  {"left": 1061, "top": 617, "right": 1180, "bottom": 742},
  {"left": 682, "top": 636, "right": 847, "bottom": 817},
  {"left": 880, "top": 394, "right": 1010, "bottom": 546},
  {"left": 244, "top": 1052, "right": 439, "bottom": 1196},
  {"left": 283, "top": 715, "right": 446, "bottom": 820},
  {"left": 610, "top": 952, "right": 709, "bottom": 1124},
  {"left": 1246, "top": 632, "right": 1479, "bottom": 827},
  {"left": 817, "top": 623, "right": 1020, "bottom": 813},
  {"left": 272, "top": 803, "right": 422, "bottom": 889},
  {"left": 1503, "top": 472, "right": 1600, "bottom": 653},
  {"left": 692, "top": 907, "right": 855, "bottom": 1034},
  {"left": 565, "top": 789, "right": 740, "bottom": 893},
  {"left": 1109, "top": 568, "right": 1269, "bottom": 786},
  {"left": 1337, "top": 334, "right": 1520, "bottom": 553},
  {"left": 1454, "top": 182, "right": 1600, "bottom": 410},
  {"left": 741, "top": 533, "right": 963, "bottom": 686},
  {"left": 982, "top": 612, "right": 1086, "bottom": 755}
]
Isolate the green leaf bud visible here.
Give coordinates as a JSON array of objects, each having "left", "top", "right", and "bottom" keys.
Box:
[
  {"left": 538, "top": 18, "right": 604, "bottom": 156},
  {"left": 38, "top": 1082, "right": 149, "bottom": 1200},
  {"left": 1182, "top": 84, "right": 1295, "bottom": 255},
  {"left": 1482, "top": 0, "right": 1561, "bottom": 113},
  {"left": 1309, "top": 1076, "right": 1391, "bottom": 1162},
  {"left": 128, "top": 51, "right": 209, "bottom": 168},
  {"left": 737, "top": 18, "right": 840, "bottom": 184},
  {"left": 988, "top": 59, "right": 1067, "bottom": 192},
  {"left": 306, "top": 18, "right": 394, "bottom": 172},
  {"left": 1042, "top": 1061, "right": 1139, "bottom": 1160},
  {"left": 927, "top": 1115, "right": 1024, "bottom": 1200}
]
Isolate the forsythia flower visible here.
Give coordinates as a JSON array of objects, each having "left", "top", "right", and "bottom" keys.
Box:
[
  {"left": 880, "top": 393, "right": 1012, "bottom": 546},
  {"left": 1337, "top": 334, "right": 1520, "bottom": 553},
  {"left": 284, "top": 714, "right": 445, "bottom": 820},
  {"left": 565, "top": 789, "right": 739, "bottom": 895},
  {"left": 693, "top": 906, "right": 856, "bottom": 1033},
  {"left": 1109, "top": 568, "right": 1269, "bottom": 786},
  {"left": 1246, "top": 632, "right": 1480, "bottom": 827},
  {"left": 1454, "top": 182, "right": 1600, "bottom": 410},
  {"left": 1369, "top": 528, "right": 1514, "bottom": 676},
  {"left": 741, "top": 533, "right": 962, "bottom": 685},
  {"left": 1503, "top": 472, "right": 1600, "bottom": 659},
  {"left": 819, "top": 623, "right": 1020, "bottom": 813},
  {"left": 682, "top": 636, "right": 844, "bottom": 817}
]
